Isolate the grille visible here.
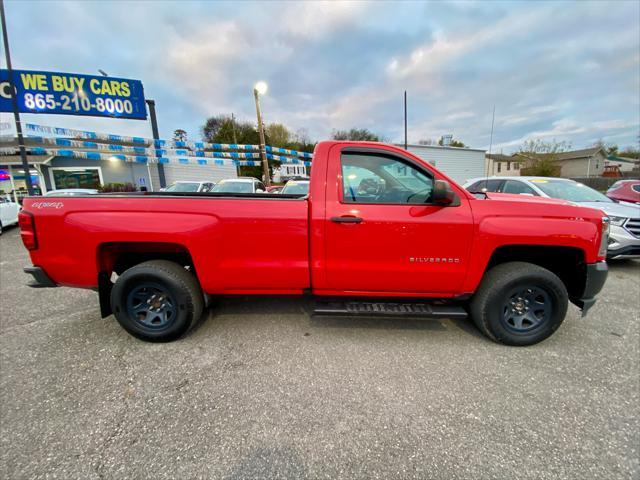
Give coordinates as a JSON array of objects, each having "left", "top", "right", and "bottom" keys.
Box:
[{"left": 625, "top": 218, "right": 640, "bottom": 238}]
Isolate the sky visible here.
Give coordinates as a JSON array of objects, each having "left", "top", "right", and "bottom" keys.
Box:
[{"left": 2, "top": 0, "right": 639, "bottom": 153}]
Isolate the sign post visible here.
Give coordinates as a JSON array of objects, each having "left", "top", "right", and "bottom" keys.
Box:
[{"left": 0, "top": 0, "right": 33, "bottom": 195}]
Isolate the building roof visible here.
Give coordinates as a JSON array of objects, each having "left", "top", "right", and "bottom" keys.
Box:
[
  {"left": 553, "top": 147, "right": 603, "bottom": 161},
  {"left": 396, "top": 143, "right": 486, "bottom": 153},
  {"left": 486, "top": 153, "right": 516, "bottom": 162},
  {"left": 607, "top": 155, "right": 639, "bottom": 164}
]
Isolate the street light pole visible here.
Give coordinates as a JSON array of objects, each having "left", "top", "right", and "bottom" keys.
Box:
[
  {"left": 253, "top": 82, "right": 270, "bottom": 187},
  {"left": 1, "top": 0, "right": 34, "bottom": 196}
]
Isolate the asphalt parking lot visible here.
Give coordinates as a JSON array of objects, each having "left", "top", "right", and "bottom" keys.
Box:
[{"left": 0, "top": 225, "right": 638, "bottom": 480}]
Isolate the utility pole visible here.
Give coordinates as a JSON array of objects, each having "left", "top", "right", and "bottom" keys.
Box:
[
  {"left": 1, "top": 0, "right": 34, "bottom": 195},
  {"left": 231, "top": 113, "right": 240, "bottom": 177},
  {"left": 231, "top": 113, "right": 238, "bottom": 144},
  {"left": 146, "top": 99, "right": 165, "bottom": 189},
  {"left": 253, "top": 83, "right": 270, "bottom": 187}
]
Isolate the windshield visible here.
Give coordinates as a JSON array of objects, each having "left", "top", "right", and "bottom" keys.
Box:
[
  {"left": 211, "top": 181, "right": 253, "bottom": 193},
  {"left": 281, "top": 182, "right": 310, "bottom": 195},
  {"left": 165, "top": 182, "right": 199, "bottom": 192},
  {"left": 533, "top": 180, "right": 612, "bottom": 202}
]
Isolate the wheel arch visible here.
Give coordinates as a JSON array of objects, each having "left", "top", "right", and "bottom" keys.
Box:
[
  {"left": 484, "top": 244, "right": 588, "bottom": 304},
  {"left": 96, "top": 242, "right": 197, "bottom": 318}
]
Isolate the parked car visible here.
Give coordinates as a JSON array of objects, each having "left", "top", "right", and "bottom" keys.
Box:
[
  {"left": 606, "top": 179, "right": 640, "bottom": 204},
  {"left": 162, "top": 181, "right": 215, "bottom": 193},
  {"left": 0, "top": 196, "right": 20, "bottom": 235},
  {"left": 464, "top": 176, "right": 640, "bottom": 259},
  {"left": 21, "top": 141, "right": 609, "bottom": 346},
  {"left": 280, "top": 180, "right": 310, "bottom": 195},
  {"left": 44, "top": 188, "right": 99, "bottom": 196},
  {"left": 211, "top": 178, "right": 266, "bottom": 194}
]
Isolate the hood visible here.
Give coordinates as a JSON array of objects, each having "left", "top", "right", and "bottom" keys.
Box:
[
  {"left": 578, "top": 201, "right": 640, "bottom": 218},
  {"left": 484, "top": 192, "right": 573, "bottom": 206}
]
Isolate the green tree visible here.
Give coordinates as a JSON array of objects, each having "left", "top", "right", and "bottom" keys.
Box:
[
  {"left": 517, "top": 139, "right": 571, "bottom": 177},
  {"left": 331, "top": 128, "right": 381, "bottom": 142},
  {"left": 592, "top": 139, "right": 618, "bottom": 156},
  {"left": 619, "top": 147, "right": 640, "bottom": 159},
  {"left": 202, "top": 114, "right": 275, "bottom": 180},
  {"left": 173, "top": 129, "right": 188, "bottom": 143},
  {"left": 438, "top": 137, "right": 466, "bottom": 147},
  {"left": 265, "top": 123, "right": 291, "bottom": 147}
]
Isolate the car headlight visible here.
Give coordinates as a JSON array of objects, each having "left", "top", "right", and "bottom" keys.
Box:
[
  {"left": 599, "top": 217, "right": 610, "bottom": 258},
  {"left": 608, "top": 216, "right": 627, "bottom": 226}
]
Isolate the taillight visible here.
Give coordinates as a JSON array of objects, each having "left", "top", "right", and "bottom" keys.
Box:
[
  {"left": 598, "top": 216, "right": 609, "bottom": 260},
  {"left": 18, "top": 211, "right": 38, "bottom": 250}
]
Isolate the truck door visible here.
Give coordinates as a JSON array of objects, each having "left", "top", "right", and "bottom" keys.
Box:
[{"left": 323, "top": 146, "right": 474, "bottom": 295}]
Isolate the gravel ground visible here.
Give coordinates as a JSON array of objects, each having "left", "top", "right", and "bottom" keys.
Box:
[{"left": 1, "top": 225, "right": 638, "bottom": 479}]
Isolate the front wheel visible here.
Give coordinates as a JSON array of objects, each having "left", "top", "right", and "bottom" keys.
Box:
[
  {"left": 110, "top": 260, "right": 204, "bottom": 342},
  {"left": 470, "top": 262, "right": 568, "bottom": 346}
]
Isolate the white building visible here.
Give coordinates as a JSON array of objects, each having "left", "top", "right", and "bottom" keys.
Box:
[
  {"left": 272, "top": 163, "right": 309, "bottom": 183},
  {"left": 395, "top": 144, "right": 487, "bottom": 184}
]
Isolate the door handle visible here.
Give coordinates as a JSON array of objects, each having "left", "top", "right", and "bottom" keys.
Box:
[{"left": 331, "top": 216, "right": 363, "bottom": 224}]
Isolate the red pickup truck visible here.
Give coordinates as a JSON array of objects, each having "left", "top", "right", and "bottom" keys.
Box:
[{"left": 19, "top": 141, "right": 609, "bottom": 346}]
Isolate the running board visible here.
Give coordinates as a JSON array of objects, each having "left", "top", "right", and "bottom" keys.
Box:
[{"left": 314, "top": 300, "right": 468, "bottom": 319}]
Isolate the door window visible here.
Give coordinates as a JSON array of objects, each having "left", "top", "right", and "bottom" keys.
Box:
[
  {"left": 341, "top": 153, "right": 433, "bottom": 204},
  {"left": 501, "top": 180, "right": 537, "bottom": 195}
]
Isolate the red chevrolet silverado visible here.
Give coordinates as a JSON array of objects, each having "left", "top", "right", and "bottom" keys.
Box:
[{"left": 19, "top": 141, "right": 609, "bottom": 346}]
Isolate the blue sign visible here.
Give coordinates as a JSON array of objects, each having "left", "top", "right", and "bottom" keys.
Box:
[{"left": 0, "top": 69, "right": 147, "bottom": 120}]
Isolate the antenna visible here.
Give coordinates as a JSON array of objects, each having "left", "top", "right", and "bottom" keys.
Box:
[
  {"left": 486, "top": 104, "right": 495, "bottom": 178},
  {"left": 403, "top": 91, "right": 408, "bottom": 150}
]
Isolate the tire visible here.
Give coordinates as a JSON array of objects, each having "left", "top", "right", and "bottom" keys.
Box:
[
  {"left": 0, "top": 221, "right": 3, "bottom": 235},
  {"left": 470, "top": 261, "right": 568, "bottom": 346},
  {"left": 110, "top": 260, "right": 204, "bottom": 342}
]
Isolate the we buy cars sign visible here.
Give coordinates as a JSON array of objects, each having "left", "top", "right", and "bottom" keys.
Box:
[{"left": 0, "top": 69, "right": 147, "bottom": 119}]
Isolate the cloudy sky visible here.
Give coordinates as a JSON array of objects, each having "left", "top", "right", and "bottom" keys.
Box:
[{"left": 3, "top": 0, "right": 639, "bottom": 152}]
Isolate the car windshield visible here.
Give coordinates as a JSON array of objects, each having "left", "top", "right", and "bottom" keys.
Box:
[
  {"left": 211, "top": 181, "right": 253, "bottom": 193},
  {"left": 165, "top": 183, "right": 199, "bottom": 192},
  {"left": 533, "top": 180, "right": 612, "bottom": 202},
  {"left": 281, "top": 182, "right": 309, "bottom": 195}
]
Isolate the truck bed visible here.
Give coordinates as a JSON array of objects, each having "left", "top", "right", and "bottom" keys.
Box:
[{"left": 26, "top": 194, "right": 310, "bottom": 293}]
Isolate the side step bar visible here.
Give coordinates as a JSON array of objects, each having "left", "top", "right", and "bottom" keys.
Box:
[{"left": 314, "top": 300, "right": 468, "bottom": 319}]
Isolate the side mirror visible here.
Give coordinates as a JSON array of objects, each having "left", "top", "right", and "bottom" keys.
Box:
[{"left": 432, "top": 180, "right": 459, "bottom": 206}]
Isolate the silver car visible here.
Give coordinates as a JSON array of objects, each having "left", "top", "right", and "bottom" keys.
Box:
[{"left": 464, "top": 176, "right": 640, "bottom": 260}]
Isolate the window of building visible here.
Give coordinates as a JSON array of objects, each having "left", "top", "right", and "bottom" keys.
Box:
[
  {"left": 341, "top": 152, "right": 433, "bottom": 204},
  {"left": 497, "top": 163, "right": 501, "bottom": 173},
  {"left": 51, "top": 168, "right": 101, "bottom": 190}
]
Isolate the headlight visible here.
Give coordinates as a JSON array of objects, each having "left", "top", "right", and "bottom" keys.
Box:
[
  {"left": 598, "top": 217, "right": 610, "bottom": 258},
  {"left": 608, "top": 215, "right": 627, "bottom": 226}
]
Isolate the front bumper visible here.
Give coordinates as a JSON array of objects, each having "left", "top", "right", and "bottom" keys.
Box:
[
  {"left": 572, "top": 261, "right": 608, "bottom": 316},
  {"left": 607, "top": 225, "right": 640, "bottom": 259}
]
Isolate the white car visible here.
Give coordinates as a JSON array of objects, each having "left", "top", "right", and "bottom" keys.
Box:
[
  {"left": 210, "top": 178, "right": 266, "bottom": 194},
  {"left": 464, "top": 176, "right": 640, "bottom": 260},
  {"left": 44, "top": 188, "right": 99, "bottom": 196},
  {"left": 280, "top": 180, "right": 310, "bottom": 195},
  {"left": 162, "top": 181, "right": 216, "bottom": 193},
  {"left": 0, "top": 196, "right": 20, "bottom": 235}
]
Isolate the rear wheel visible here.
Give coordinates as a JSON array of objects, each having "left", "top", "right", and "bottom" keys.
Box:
[
  {"left": 470, "top": 262, "right": 568, "bottom": 346},
  {"left": 110, "top": 260, "right": 204, "bottom": 342}
]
